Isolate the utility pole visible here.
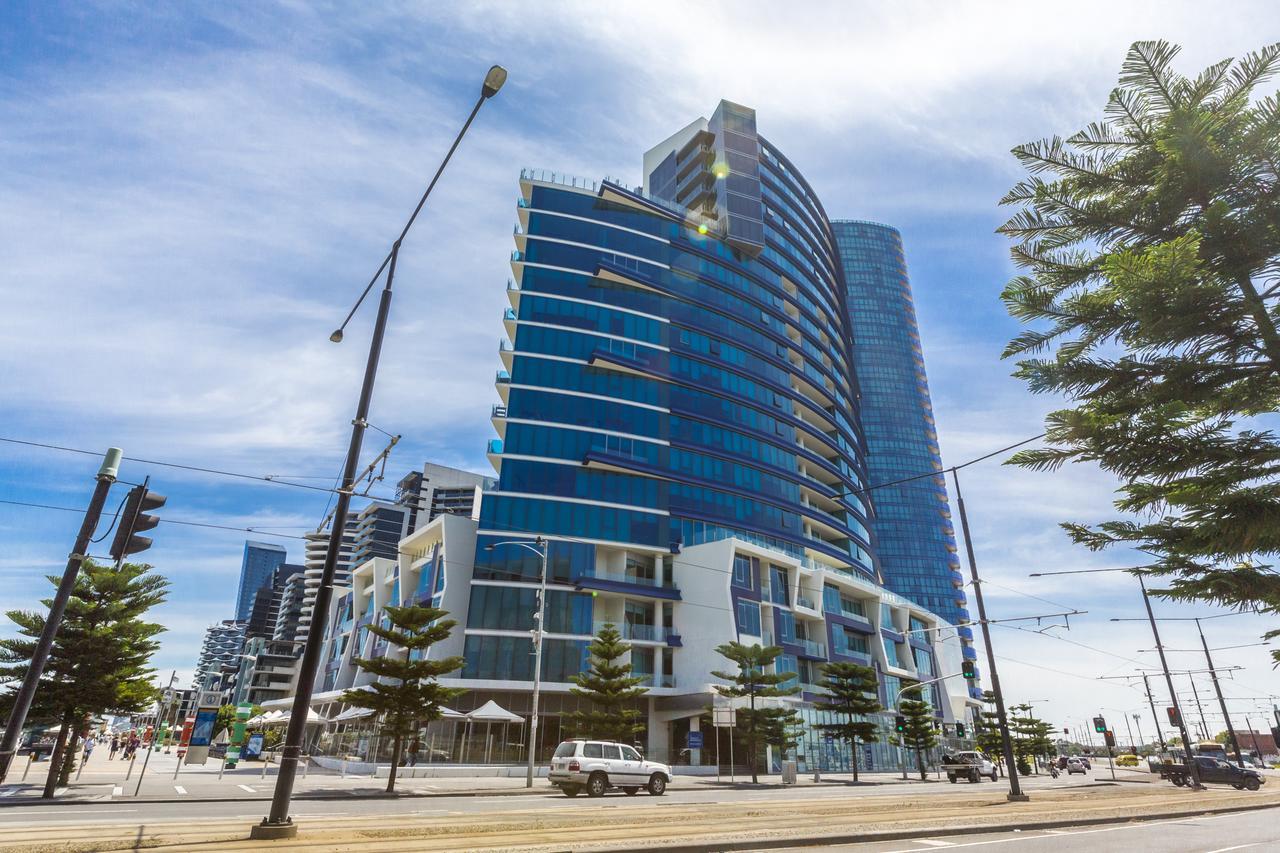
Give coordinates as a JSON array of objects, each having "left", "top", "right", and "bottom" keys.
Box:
[
  {"left": 1138, "top": 574, "right": 1200, "bottom": 789},
  {"left": 1186, "top": 676, "right": 1210, "bottom": 742},
  {"left": 1132, "top": 714, "right": 1146, "bottom": 755},
  {"left": 1198, "top": 618, "right": 1244, "bottom": 767},
  {"left": 1142, "top": 674, "right": 1167, "bottom": 750},
  {"left": 0, "top": 447, "right": 121, "bottom": 784},
  {"left": 952, "top": 469, "right": 1026, "bottom": 801},
  {"left": 1121, "top": 713, "right": 1136, "bottom": 754}
]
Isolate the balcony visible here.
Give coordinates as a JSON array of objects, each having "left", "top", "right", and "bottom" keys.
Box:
[
  {"left": 495, "top": 370, "right": 511, "bottom": 385},
  {"left": 487, "top": 439, "right": 503, "bottom": 455},
  {"left": 637, "top": 674, "right": 677, "bottom": 688},
  {"left": 795, "top": 595, "right": 818, "bottom": 611},
  {"left": 799, "top": 639, "right": 827, "bottom": 659},
  {"left": 573, "top": 568, "right": 680, "bottom": 601}
]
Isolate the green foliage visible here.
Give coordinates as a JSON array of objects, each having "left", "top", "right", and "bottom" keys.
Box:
[
  {"left": 813, "top": 661, "right": 881, "bottom": 782},
  {"left": 897, "top": 697, "right": 938, "bottom": 780},
  {"left": 564, "top": 623, "right": 647, "bottom": 744},
  {"left": 711, "top": 642, "right": 799, "bottom": 784},
  {"left": 1008, "top": 704, "right": 1056, "bottom": 770},
  {"left": 338, "top": 604, "right": 464, "bottom": 792},
  {"left": 997, "top": 39, "right": 1280, "bottom": 659},
  {"left": 974, "top": 691, "right": 1006, "bottom": 767}
]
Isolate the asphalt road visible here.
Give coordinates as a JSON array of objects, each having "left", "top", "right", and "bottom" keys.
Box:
[
  {"left": 782, "top": 806, "right": 1280, "bottom": 852},
  {"left": 0, "top": 771, "right": 1112, "bottom": 828}
]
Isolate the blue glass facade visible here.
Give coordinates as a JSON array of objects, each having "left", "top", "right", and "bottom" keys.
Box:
[
  {"left": 831, "top": 222, "right": 967, "bottom": 628},
  {"left": 235, "top": 540, "right": 287, "bottom": 623}
]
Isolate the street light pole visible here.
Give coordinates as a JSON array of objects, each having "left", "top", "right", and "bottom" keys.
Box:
[
  {"left": 951, "top": 469, "right": 1026, "bottom": 801},
  {"left": 484, "top": 537, "right": 548, "bottom": 788},
  {"left": 0, "top": 447, "right": 121, "bottom": 784},
  {"left": 251, "top": 65, "right": 506, "bottom": 842},
  {"left": 1198, "top": 618, "right": 1244, "bottom": 767}
]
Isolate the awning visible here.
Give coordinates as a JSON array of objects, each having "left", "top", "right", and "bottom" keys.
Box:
[
  {"left": 271, "top": 708, "right": 329, "bottom": 726},
  {"left": 466, "top": 700, "right": 524, "bottom": 723},
  {"left": 330, "top": 707, "right": 375, "bottom": 723}
]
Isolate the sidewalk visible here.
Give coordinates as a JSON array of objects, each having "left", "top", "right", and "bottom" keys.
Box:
[{"left": 1, "top": 748, "right": 990, "bottom": 805}]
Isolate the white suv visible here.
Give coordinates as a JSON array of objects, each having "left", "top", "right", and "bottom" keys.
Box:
[{"left": 548, "top": 739, "right": 672, "bottom": 798}]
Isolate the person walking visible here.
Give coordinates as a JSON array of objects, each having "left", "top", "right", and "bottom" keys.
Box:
[
  {"left": 407, "top": 737, "right": 421, "bottom": 767},
  {"left": 82, "top": 734, "right": 97, "bottom": 763},
  {"left": 109, "top": 735, "right": 120, "bottom": 760}
]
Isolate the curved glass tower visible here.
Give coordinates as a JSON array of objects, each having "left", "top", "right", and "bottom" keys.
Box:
[{"left": 831, "top": 222, "right": 973, "bottom": 643}]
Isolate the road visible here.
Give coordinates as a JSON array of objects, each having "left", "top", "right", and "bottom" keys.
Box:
[
  {"left": 783, "top": 806, "right": 1280, "bottom": 852},
  {"left": 0, "top": 775, "right": 1276, "bottom": 852}
]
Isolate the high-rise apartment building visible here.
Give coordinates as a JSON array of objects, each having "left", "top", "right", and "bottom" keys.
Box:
[
  {"left": 192, "top": 619, "right": 246, "bottom": 691},
  {"left": 235, "top": 541, "right": 287, "bottom": 622},
  {"left": 832, "top": 222, "right": 970, "bottom": 636},
  {"left": 300, "top": 101, "right": 979, "bottom": 771},
  {"left": 245, "top": 562, "right": 304, "bottom": 641}
]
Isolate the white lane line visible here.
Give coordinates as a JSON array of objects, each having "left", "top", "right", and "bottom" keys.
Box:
[
  {"left": 1204, "top": 845, "right": 1263, "bottom": 853},
  {"left": 237, "top": 784, "right": 256, "bottom": 793},
  {"left": 0, "top": 808, "right": 138, "bottom": 815},
  {"left": 912, "top": 842, "right": 954, "bottom": 848},
  {"left": 173, "top": 785, "right": 187, "bottom": 795},
  {"left": 112, "top": 786, "right": 123, "bottom": 797}
]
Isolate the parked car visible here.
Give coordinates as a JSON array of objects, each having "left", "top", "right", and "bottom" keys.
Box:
[
  {"left": 547, "top": 739, "right": 672, "bottom": 798},
  {"left": 1066, "top": 757, "right": 1088, "bottom": 775},
  {"left": 941, "top": 750, "right": 999, "bottom": 783},
  {"left": 1164, "top": 755, "right": 1266, "bottom": 790}
]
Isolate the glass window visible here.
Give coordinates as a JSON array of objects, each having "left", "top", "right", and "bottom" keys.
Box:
[
  {"left": 732, "top": 554, "right": 753, "bottom": 588},
  {"left": 621, "top": 746, "right": 640, "bottom": 761},
  {"left": 554, "top": 742, "right": 578, "bottom": 758},
  {"left": 736, "top": 599, "right": 761, "bottom": 636},
  {"left": 769, "top": 565, "right": 790, "bottom": 605},
  {"left": 584, "top": 743, "right": 603, "bottom": 758},
  {"left": 881, "top": 604, "right": 896, "bottom": 630},
  {"left": 776, "top": 609, "right": 796, "bottom": 643},
  {"left": 884, "top": 640, "right": 901, "bottom": 668},
  {"left": 841, "top": 596, "right": 865, "bottom": 618},
  {"left": 602, "top": 744, "right": 622, "bottom": 760}
]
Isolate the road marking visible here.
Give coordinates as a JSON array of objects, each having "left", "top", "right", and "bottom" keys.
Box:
[
  {"left": 237, "top": 784, "right": 256, "bottom": 793},
  {"left": 112, "top": 786, "right": 123, "bottom": 797},
  {"left": 54, "top": 787, "right": 67, "bottom": 797},
  {"left": 0, "top": 809, "right": 138, "bottom": 814},
  {"left": 1204, "top": 845, "right": 1263, "bottom": 853},
  {"left": 912, "top": 841, "right": 954, "bottom": 847},
  {"left": 0, "top": 788, "right": 18, "bottom": 797},
  {"left": 173, "top": 785, "right": 187, "bottom": 795}
]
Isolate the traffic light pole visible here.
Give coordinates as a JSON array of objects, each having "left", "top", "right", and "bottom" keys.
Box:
[
  {"left": 1138, "top": 574, "right": 1201, "bottom": 789},
  {"left": 1198, "top": 618, "right": 1244, "bottom": 767},
  {"left": 951, "top": 469, "right": 1026, "bottom": 801},
  {"left": 0, "top": 447, "right": 121, "bottom": 784}
]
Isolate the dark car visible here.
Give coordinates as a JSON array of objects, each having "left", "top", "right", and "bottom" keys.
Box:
[{"left": 1167, "top": 755, "right": 1265, "bottom": 790}]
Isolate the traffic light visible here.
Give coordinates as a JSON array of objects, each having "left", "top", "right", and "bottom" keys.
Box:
[
  {"left": 109, "top": 483, "right": 166, "bottom": 561},
  {"left": 961, "top": 659, "right": 976, "bottom": 679},
  {"left": 1104, "top": 730, "right": 1116, "bottom": 748},
  {"left": 955, "top": 723, "right": 966, "bottom": 737},
  {"left": 894, "top": 715, "right": 906, "bottom": 733},
  {"left": 1166, "top": 706, "right": 1182, "bottom": 727},
  {"left": 1064, "top": 727, "right": 1070, "bottom": 735},
  {"left": 1093, "top": 716, "right": 1107, "bottom": 734}
]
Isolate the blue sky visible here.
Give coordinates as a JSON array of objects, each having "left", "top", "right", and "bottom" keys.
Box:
[{"left": 3, "top": 1, "right": 1278, "bottom": 733}]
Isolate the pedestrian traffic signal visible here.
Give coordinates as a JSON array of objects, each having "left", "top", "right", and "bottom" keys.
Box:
[
  {"left": 961, "top": 659, "right": 976, "bottom": 679},
  {"left": 955, "top": 723, "right": 966, "bottom": 737},
  {"left": 1093, "top": 716, "right": 1107, "bottom": 733},
  {"left": 1103, "top": 730, "right": 1116, "bottom": 748},
  {"left": 1063, "top": 727, "right": 1070, "bottom": 735},
  {"left": 109, "top": 484, "right": 166, "bottom": 561},
  {"left": 894, "top": 715, "right": 906, "bottom": 733},
  {"left": 1166, "top": 706, "right": 1182, "bottom": 727}
]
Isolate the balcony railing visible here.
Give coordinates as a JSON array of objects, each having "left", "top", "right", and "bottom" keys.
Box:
[
  {"left": 587, "top": 568, "right": 677, "bottom": 590},
  {"left": 495, "top": 370, "right": 511, "bottom": 384},
  {"left": 637, "top": 674, "right": 676, "bottom": 688},
  {"left": 800, "top": 639, "right": 827, "bottom": 658},
  {"left": 796, "top": 596, "right": 817, "bottom": 610}
]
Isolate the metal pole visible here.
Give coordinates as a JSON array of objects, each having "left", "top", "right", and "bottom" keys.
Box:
[
  {"left": 951, "top": 469, "right": 1025, "bottom": 801},
  {"left": 256, "top": 246, "right": 397, "bottom": 836},
  {"left": 1244, "top": 718, "right": 1263, "bottom": 757},
  {"left": 0, "top": 448, "right": 121, "bottom": 783},
  {"left": 1132, "top": 714, "right": 1146, "bottom": 755},
  {"left": 1122, "top": 712, "right": 1136, "bottom": 754},
  {"left": 1138, "top": 575, "right": 1200, "bottom": 788},
  {"left": 1142, "top": 675, "right": 1167, "bottom": 750},
  {"left": 527, "top": 538, "right": 548, "bottom": 788},
  {"left": 134, "top": 671, "right": 176, "bottom": 796},
  {"left": 1186, "top": 676, "right": 1210, "bottom": 741},
  {"left": 1199, "top": 618, "right": 1244, "bottom": 766}
]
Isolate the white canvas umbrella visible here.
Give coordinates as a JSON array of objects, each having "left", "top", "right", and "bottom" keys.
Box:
[{"left": 464, "top": 701, "right": 524, "bottom": 764}]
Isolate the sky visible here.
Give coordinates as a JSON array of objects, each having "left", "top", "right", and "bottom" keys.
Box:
[{"left": 2, "top": 1, "right": 1278, "bottom": 739}]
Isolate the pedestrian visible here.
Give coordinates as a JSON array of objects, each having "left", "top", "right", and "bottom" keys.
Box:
[
  {"left": 407, "top": 737, "right": 421, "bottom": 767},
  {"left": 83, "top": 734, "right": 97, "bottom": 763},
  {"left": 109, "top": 735, "right": 120, "bottom": 760}
]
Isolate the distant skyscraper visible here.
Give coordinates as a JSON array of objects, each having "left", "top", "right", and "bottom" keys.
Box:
[
  {"left": 235, "top": 541, "right": 287, "bottom": 622},
  {"left": 245, "top": 562, "right": 303, "bottom": 641},
  {"left": 831, "top": 221, "right": 968, "bottom": 630}
]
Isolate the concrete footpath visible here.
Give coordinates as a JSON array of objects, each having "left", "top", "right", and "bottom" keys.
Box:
[
  {"left": 2, "top": 747, "right": 1057, "bottom": 805},
  {"left": 2, "top": 776, "right": 1277, "bottom": 852}
]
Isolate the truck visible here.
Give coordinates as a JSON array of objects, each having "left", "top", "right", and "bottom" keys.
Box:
[
  {"left": 1161, "top": 754, "right": 1265, "bottom": 790},
  {"left": 941, "top": 750, "right": 999, "bottom": 783}
]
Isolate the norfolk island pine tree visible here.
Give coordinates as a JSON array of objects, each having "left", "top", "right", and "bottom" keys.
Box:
[
  {"left": 564, "top": 623, "right": 648, "bottom": 745},
  {"left": 711, "top": 642, "right": 799, "bottom": 784},
  {"left": 813, "top": 661, "right": 881, "bottom": 782}
]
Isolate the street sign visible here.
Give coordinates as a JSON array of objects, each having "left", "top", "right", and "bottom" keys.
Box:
[
  {"left": 686, "top": 731, "right": 703, "bottom": 749},
  {"left": 712, "top": 707, "right": 737, "bottom": 728}
]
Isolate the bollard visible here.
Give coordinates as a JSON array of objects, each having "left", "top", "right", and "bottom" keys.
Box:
[
  {"left": 260, "top": 753, "right": 270, "bottom": 781},
  {"left": 218, "top": 752, "right": 228, "bottom": 781},
  {"left": 302, "top": 756, "right": 309, "bottom": 779},
  {"left": 173, "top": 753, "right": 182, "bottom": 779},
  {"left": 22, "top": 754, "right": 33, "bottom": 782},
  {"left": 340, "top": 759, "right": 346, "bottom": 779},
  {"left": 124, "top": 753, "right": 136, "bottom": 781}
]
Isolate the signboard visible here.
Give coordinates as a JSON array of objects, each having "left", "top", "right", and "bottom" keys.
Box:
[
  {"left": 712, "top": 707, "right": 737, "bottom": 728},
  {"left": 245, "top": 732, "right": 264, "bottom": 759},
  {"left": 197, "top": 690, "right": 222, "bottom": 708},
  {"left": 185, "top": 704, "right": 218, "bottom": 765},
  {"left": 686, "top": 731, "right": 704, "bottom": 749}
]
